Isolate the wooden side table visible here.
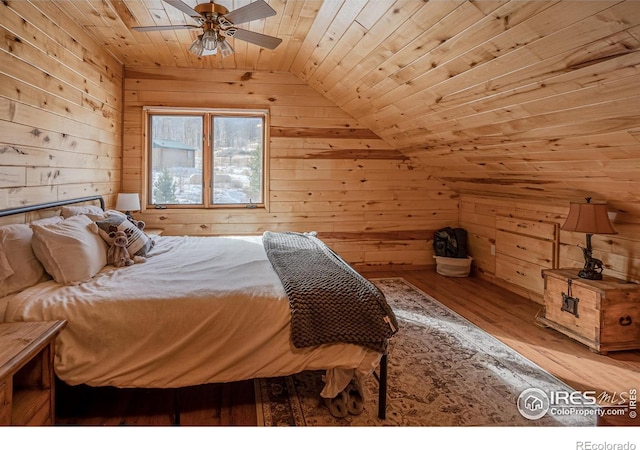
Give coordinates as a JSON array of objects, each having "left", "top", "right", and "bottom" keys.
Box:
[
  {"left": 0, "top": 321, "right": 66, "bottom": 425},
  {"left": 539, "top": 269, "right": 640, "bottom": 354}
]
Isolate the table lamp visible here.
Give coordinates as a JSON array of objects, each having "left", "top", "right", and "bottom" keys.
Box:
[
  {"left": 561, "top": 197, "right": 617, "bottom": 280},
  {"left": 115, "top": 193, "right": 141, "bottom": 222}
]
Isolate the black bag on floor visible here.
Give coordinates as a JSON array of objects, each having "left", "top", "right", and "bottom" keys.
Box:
[{"left": 433, "top": 227, "right": 468, "bottom": 258}]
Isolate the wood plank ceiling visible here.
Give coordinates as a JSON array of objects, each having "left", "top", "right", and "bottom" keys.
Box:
[{"left": 35, "top": 0, "right": 640, "bottom": 208}]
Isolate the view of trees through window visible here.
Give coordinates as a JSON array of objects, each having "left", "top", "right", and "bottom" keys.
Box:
[
  {"left": 150, "top": 115, "right": 203, "bottom": 205},
  {"left": 213, "top": 116, "right": 263, "bottom": 204},
  {"left": 148, "top": 112, "right": 265, "bottom": 206}
]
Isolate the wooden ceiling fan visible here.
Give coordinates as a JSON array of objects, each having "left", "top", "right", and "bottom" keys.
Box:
[{"left": 132, "top": 0, "right": 282, "bottom": 57}]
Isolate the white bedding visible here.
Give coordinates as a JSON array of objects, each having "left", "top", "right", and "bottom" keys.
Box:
[{"left": 4, "top": 235, "right": 380, "bottom": 397}]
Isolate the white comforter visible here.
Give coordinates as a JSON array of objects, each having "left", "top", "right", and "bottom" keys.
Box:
[{"left": 4, "top": 235, "right": 379, "bottom": 397}]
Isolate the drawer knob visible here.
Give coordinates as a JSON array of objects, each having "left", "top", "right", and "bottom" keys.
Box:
[{"left": 619, "top": 316, "right": 632, "bottom": 326}]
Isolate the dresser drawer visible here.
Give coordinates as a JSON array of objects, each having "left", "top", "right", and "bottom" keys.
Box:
[
  {"left": 496, "top": 254, "right": 546, "bottom": 295},
  {"left": 494, "top": 215, "right": 558, "bottom": 300},
  {"left": 496, "top": 230, "right": 554, "bottom": 267},
  {"left": 496, "top": 216, "right": 557, "bottom": 239}
]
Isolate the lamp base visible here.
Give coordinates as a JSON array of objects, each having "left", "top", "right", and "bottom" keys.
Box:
[
  {"left": 578, "top": 268, "right": 603, "bottom": 280},
  {"left": 578, "top": 234, "right": 604, "bottom": 280}
]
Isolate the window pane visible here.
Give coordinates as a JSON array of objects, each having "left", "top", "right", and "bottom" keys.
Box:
[
  {"left": 212, "top": 116, "right": 263, "bottom": 205},
  {"left": 149, "top": 115, "right": 203, "bottom": 205}
]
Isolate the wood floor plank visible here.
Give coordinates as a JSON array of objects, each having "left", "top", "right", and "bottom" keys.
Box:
[{"left": 395, "top": 270, "right": 640, "bottom": 394}]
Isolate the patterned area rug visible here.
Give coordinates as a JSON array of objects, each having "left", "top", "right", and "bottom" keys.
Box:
[{"left": 255, "top": 277, "right": 596, "bottom": 426}]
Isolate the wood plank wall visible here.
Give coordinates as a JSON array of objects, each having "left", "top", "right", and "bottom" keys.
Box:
[
  {"left": 122, "top": 67, "right": 459, "bottom": 269},
  {"left": 0, "top": 1, "right": 123, "bottom": 222},
  {"left": 461, "top": 194, "right": 640, "bottom": 303}
]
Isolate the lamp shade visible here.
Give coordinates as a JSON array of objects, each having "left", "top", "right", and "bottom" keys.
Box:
[
  {"left": 115, "top": 193, "right": 141, "bottom": 212},
  {"left": 561, "top": 200, "right": 617, "bottom": 234}
]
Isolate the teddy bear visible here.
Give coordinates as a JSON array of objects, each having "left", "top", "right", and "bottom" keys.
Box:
[
  {"left": 107, "top": 230, "right": 134, "bottom": 268},
  {"left": 91, "top": 213, "right": 154, "bottom": 259},
  {"left": 107, "top": 230, "right": 146, "bottom": 267}
]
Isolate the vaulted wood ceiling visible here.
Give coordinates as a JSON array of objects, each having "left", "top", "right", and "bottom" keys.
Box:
[{"left": 26, "top": 1, "right": 640, "bottom": 206}]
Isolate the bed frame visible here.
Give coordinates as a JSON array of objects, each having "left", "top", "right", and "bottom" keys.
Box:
[
  {"left": 0, "top": 195, "right": 105, "bottom": 218},
  {"left": 0, "top": 195, "right": 389, "bottom": 421}
]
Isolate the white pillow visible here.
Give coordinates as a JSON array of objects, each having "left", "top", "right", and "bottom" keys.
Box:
[
  {"left": 0, "top": 216, "right": 64, "bottom": 296},
  {"left": 0, "top": 245, "right": 15, "bottom": 282},
  {"left": 61, "top": 205, "right": 106, "bottom": 220},
  {"left": 31, "top": 214, "right": 107, "bottom": 285},
  {"left": 32, "top": 216, "right": 65, "bottom": 226}
]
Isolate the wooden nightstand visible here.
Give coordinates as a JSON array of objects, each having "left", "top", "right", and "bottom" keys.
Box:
[
  {"left": 0, "top": 321, "right": 66, "bottom": 425},
  {"left": 539, "top": 269, "right": 640, "bottom": 354}
]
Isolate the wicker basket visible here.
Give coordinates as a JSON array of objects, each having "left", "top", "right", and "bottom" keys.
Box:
[{"left": 434, "top": 256, "right": 473, "bottom": 277}]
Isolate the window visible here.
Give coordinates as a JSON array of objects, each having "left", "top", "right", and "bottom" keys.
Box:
[{"left": 146, "top": 108, "right": 267, "bottom": 208}]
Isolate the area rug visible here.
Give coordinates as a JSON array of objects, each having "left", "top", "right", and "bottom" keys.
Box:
[{"left": 255, "top": 277, "right": 596, "bottom": 426}]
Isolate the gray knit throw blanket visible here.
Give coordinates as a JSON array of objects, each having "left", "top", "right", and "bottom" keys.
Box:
[{"left": 262, "top": 231, "right": 398, "bottom": 353}]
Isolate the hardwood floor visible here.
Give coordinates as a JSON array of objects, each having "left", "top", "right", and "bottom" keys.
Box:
[
  {"left": 55, "top": 269, "right": 640, "bottom": 426},
  {"left": 56, "top": 379, "right": 257, "bottom": 425}
]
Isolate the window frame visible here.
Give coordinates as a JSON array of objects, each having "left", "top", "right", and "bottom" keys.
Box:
[{"left": 143, "top": 106, "right": 269, "bottom": 211}]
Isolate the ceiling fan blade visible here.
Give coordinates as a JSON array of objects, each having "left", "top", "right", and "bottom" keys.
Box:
[
  {"left": 224, "top": 0, "right": 276, "bottom": 26},
  {"left": 230, "top": 28, "right": 282, "bottom": 50},
  {"left": 162, "top": 0, "right": 202, "bottom": 19},
  {"left": 132, "top": 25, "right": 201, "bottom": 32}
]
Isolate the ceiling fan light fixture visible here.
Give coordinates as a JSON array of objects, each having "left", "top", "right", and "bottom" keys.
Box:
[
  {"left": 135, "top": 0, "right": 281, "bottom": 57},
  {"left": 188, "top": 34, "right": 205, "bottom": 56},
  {"left": 218, "top": 38, "right": 234, "bottom": 57},
  {"left": 201, "top": 29, "right": 218, "bottom": 51}
]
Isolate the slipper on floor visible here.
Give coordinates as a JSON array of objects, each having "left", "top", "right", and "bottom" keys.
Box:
[
  {"left": 345, "top": 380, "right": 364, "bottom": 415},
  {"left": 324, "top": 390, "right": 349, "bottom": 418}
]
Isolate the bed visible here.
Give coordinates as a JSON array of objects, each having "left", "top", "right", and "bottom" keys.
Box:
[{"left": 0, "top": 196, "right": 397, "bottom": 420}]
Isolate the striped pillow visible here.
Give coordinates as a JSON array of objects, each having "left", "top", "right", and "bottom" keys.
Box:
[{"left": 93, "top": 214, "right": 153, "bottom": 257}]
